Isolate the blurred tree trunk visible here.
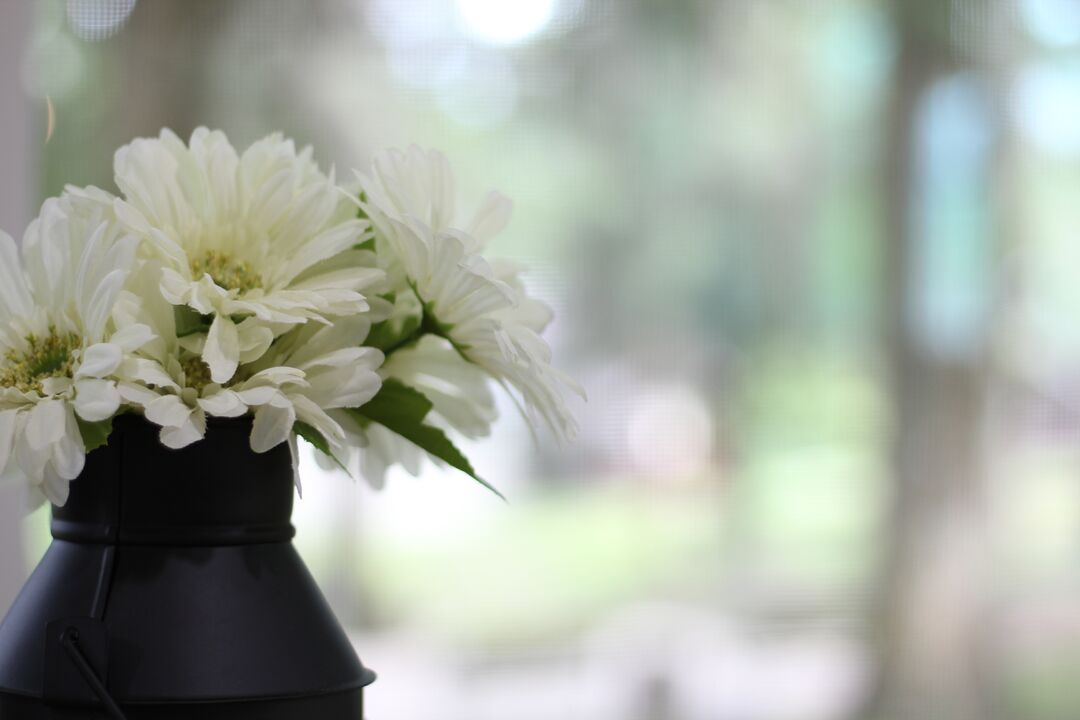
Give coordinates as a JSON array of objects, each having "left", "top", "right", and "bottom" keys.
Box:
[
  {"left": 112, "top": 1, "right": 213, "bottom": 141},
  {"left": 862, "top": 1, "right": 1002, "bottom": 718},
  {"left": 44, "top": 0, "right": 221, "bottom": 197}
]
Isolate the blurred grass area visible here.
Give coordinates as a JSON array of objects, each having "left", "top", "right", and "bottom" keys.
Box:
[
  {"left": 355, "top": 483, "right": 727, "bottom": 646},
  {"left": 1001, "top": 649, "right": 1080, "bottom": 720},
  {"left": 732, "top": 347, "right": 889, "bottom": 588}
]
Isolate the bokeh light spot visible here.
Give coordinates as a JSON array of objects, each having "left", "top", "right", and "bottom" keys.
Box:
[
  {"left": 626, "top": 383, "right": 714, "bottom": 481},
  {"left": 66, "top": 0, "right": 137, "bottom": 42},
  {"left": 455, "top": 0, "right": 556, "bottom": 45}
]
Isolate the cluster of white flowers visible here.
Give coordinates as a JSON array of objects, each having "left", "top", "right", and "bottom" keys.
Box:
[{"left": 0, "top": 129, "right": 581, "bottom": 508}]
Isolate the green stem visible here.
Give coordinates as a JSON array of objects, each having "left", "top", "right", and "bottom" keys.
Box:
[
  {"left": 380, "top": 286, "right": 473, "bottom": 364},
  {"left": 380, "top": 322, "right": 424, "bottom": 357}
]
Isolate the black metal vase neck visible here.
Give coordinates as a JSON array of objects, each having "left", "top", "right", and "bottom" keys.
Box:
[
  {"left": 0, "top": 415, "right": 375, "bottom": 719},
  {"left": 52, "top": 415, "right": 298, "bottom": 548}
]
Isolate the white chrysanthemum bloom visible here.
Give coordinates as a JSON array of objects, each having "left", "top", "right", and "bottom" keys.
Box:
[
  {"left": 0, "top": 193, "right": 151, "bottom": 507},
  {"left": 390, "top": 219, "right": 581, "bottom": 442},
  {"left": 110, "top": 127, "right": 384, "bottom": 385},
  {"left": 355, "top": 148, "right": 582, "bottom": 443}
]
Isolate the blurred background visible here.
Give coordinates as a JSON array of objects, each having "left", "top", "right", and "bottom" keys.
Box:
[{"left": 1, "top": 0, "right": 1080, "bottom": 718}]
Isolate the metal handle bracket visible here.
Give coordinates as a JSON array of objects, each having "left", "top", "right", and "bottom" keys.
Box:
[{"left": 44, "top": 617, "right": 127, "bottom": 719}]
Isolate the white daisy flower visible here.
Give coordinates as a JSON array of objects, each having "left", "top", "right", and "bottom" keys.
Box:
[
  {"left": 110, "top": 127, "right": 384, "bottom": 385},
  {"left": 355, "top": 147, "right": 582, "bottom": 443},
  {"left": 0, "top": 193, "right": 150, "bottom": 507},
  {"left": 404, "top": 221, "right": 580, "bottom": 444}
]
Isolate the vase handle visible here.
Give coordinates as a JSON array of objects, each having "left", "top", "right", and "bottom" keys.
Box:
[{"left": 44, "top": 617, "right": 127, "bottom": 719}]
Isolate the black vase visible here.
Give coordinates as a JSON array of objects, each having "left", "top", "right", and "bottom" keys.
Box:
[{"left": 0, "top": 415, "right": 375, "bottom": 719}]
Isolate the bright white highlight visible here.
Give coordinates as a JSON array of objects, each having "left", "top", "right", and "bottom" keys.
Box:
[
  {"left": 1021, "top": 0, "right": 1080, "bottom": 47},
  {"left": 1015, "top": 62, "right": 1080, "bottom": 157},
  {"left": 455, "top": 0, "right": 556, "bottom": 45}
]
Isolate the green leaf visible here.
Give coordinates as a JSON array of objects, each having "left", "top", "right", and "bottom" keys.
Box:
[
  {"left": 356, "top": 191, "right": 369, "bottom": 218},
  {"left": 77, "top": 416, "right": 113, "bottom": 453},
  {"left": 294, "top": 421, "right": 350, "bottom": 475},
  {"left": 365, "top": 311, "right": 422, "bottom": 354},
  {"left": 348, "top": 380, "right": 505, "bottom": 501},
  {"left": 353, "top": 377, "right": 431, "bottom": 424},
  {"left": 174, "top": 306, "right": 212, "bottom": 338},
  {"left": 353, "top": 238, "right": 376, "bottom": 252}
]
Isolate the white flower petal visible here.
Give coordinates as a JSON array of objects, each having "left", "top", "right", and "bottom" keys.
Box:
[
  {"left": 188, "top": 275, "right": 230, "bottom": 315},
  {"left": 288, "top": 434, "right": 302, "bottom": 497},
  {"left": 110, "top": 323, "right": 155, "bottom": 352},
  {"left": 306, "top": 364, "right": 382, "bottom": 409},
  {"left": 251, "top": 402, "right": 295, "bottom": 454},
  {"left": 117, "top": 381, "right": 162, "bottom": 407},
  {"left": 76, "top": 343, "right": 123, "bottom": 379},
  {"left": 160, "top": 411, "right": 206, "bottom": 449},
  {"left": 236, "top": 319, "right": 274, "bottom": 364},
  {"left": 40, "top": 376, "right": 74, "bottom": 397},
  {"left": 15, "top": 429, "right": 49, "bottom": 486},
  {"left": 26, "top": 400, "right": 66, "bottom": 452},
  {"left": 118, "top": 358, "right": 180, "bottom": 390},
  {"left": 42, "top": 462, "right": 70, "bottom": 507},
  {"left": 51, "top": 407, "right": 85, "bottom": 479},
  {"left": 242, "top": 367, "right": 308, "bottom": 389},
  {"left": 144, "top": 395, "right": 194, "bottom": 429},
  {"left": 159, "top": 267, "right": 191, "bottom": 305},
  {"left": 204, "top": 313, "right": 240, "bottom": 384},
  {"left": 466, "top": 191, "right": 513, "bottom": 248},
  {"left": 83, "top": 269, "right": 129, "bottom": 343},
  {"left": 235, "top": 386, "right": 285, "bottom": 407},
  {"left": 178, "top": 333, "right": 206, "bottom": 355},
  {"left": 0, "top": 232, "right": 32, "bottom": 319},
  {"left": 288, "top": 266, "right": 384, "bottom": 293},
  {"left": 299, "top": 347, "right": 377, "bottom": 371},
  {"left": 291, "top": 394, "right": 345, "bottom": 446},
  {"left": 275, "top": 220, "right": 367, "bottom": 286},
  {"left": 197, "top": 390, "right": 248, "bottom": 418},
  {"left": 73, "top": 379, "right": 122, "bottom": 422}
]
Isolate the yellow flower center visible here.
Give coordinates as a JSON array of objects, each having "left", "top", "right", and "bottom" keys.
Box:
[
  {"left": 190, "top": 250, "right": 263, "bottom": 292},
  {"left": 180, "top": 355, "right": 214, "bottom": 392},
  {"left": 0, "top": 328, "right": 81, "bottom": 393}
]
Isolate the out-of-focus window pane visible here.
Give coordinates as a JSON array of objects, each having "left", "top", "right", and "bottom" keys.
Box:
[{"left": 10, "top": 0, "right": 1080, "bottom": 718}]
